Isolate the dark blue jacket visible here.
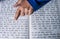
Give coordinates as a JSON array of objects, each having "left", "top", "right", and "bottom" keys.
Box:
[{"left": 28, "top": 0, "right": 51, "bottom": 11}]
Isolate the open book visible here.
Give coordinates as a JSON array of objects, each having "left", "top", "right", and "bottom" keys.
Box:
[{"left": 0, "top": 0, "right": 60, "bottom": 39}]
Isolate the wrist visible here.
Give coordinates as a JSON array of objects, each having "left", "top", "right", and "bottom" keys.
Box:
[{"left": 27, "top": 0, "right": 39, "bottom": 11}]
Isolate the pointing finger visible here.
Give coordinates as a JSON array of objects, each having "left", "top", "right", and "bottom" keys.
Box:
[{"left": 14, "top": 8, "right": 21, "bottom": 20}]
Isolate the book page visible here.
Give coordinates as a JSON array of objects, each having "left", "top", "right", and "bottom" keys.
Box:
[
  {"left": 30, "top": 0, "right": 60, "bottom": 39},
  {"left": 0, "top": 0, "right": 29, "bottom": 39}
]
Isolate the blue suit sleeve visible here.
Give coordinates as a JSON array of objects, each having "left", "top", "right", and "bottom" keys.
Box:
[{"left": 28, "top": 0, "right": 51, "bottom": 11}]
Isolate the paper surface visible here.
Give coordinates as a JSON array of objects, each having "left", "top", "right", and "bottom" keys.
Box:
[
  {"left": 30, "top": 0, "right": 60, "bottom": 39},
  {"left": 0, "top": 0, "right": 60, "bottom": 39},
  {"left": 0, "top": 0, "right": 29, "bottom": 39}
]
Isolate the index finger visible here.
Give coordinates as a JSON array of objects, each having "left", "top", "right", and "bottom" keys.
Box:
[{"left": 14, "top": 8, "right": 21, "bottom": 20}]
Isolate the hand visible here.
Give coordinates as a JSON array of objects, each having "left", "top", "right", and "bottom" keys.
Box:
[{"left": 14, "top": 0, "right": 33, "bottom": 20}]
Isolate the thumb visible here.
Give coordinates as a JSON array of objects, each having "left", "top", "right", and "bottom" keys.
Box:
[{"left": 14, "top": 0, "right": 22, "bottom": 7}]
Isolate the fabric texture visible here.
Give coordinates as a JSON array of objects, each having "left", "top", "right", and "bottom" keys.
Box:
[{"left": 28, "top": 0, "right": 51, "bottom": 11}]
